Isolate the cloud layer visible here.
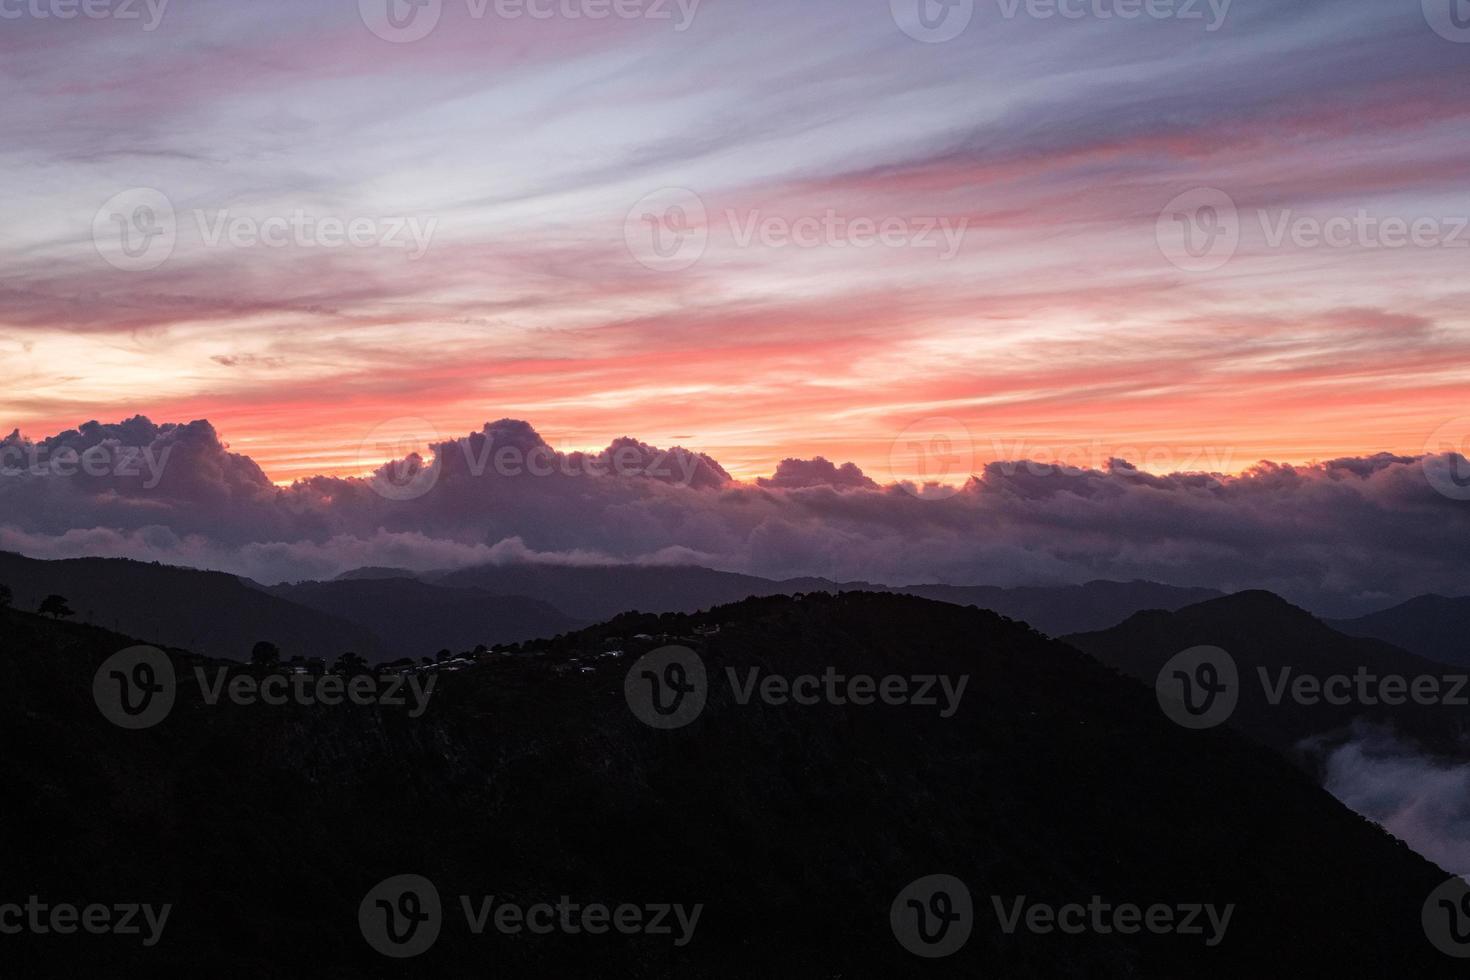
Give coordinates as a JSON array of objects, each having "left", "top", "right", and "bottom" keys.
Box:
[
  {"left": 2, "top": 0, "right": 1468, "bottom": 484},
  {"left": 1316, "top": 726, "right": 1470, "bottom": 877},
  {"left": 3, "top": 416, "right": 1469, "bottom": 615}
]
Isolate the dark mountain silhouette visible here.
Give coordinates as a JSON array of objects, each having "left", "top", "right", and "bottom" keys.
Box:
[
  {"left": 0, "top": 553, "right": 578, "bottom": 664},
  {"left": 1065, "top": 591, "right": 1468, "bottom": 757},
  {"left": 431, "top": 562, "right": 834, "bottom": 622},
  {"left": 429, "top": 562, "right": 1222, "bottom": 635},
  {"left": 267, "top": 578, "right": 584, "bottom": 657},
  {"left": 1330, "top": 594, "right": 1470, "bottom": 668},
  {"left": 900, "top": 580, "right": 1223, "bottom": 635},
  {"left": 0, "top": 592, "right": 1459, "bottom": 976},
  {"left": 332, "top": 565, "right": 422, "bottom": 582},
  {"left": 0, "top": 551, "right": 386, "bottom": 662}
]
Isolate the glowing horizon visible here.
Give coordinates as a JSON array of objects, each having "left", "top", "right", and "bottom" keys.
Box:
[{"left": 4, "top": 0, "right": 1469, "bottom": 490}]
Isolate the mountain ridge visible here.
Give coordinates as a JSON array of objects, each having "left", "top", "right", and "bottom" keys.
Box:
[
  {"left": 1065, "top": 590, "right": 1468, "bottom": 758},
  {"left": 1330, "top": 594, "right": 1470, "bottom": 668},
  {"left": 0, "top": 592, "right": 1460, "bottom": 976}
]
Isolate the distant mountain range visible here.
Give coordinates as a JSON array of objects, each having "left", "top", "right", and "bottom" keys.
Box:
[
  {"left": 0, "top": 551, "right": 387, "bottom": 662},
  {"left": 431, "top": 564, "right": 1222, "bottom": 634},
  {"left": 899, "top": 580, "right": 1224, "bottom": 635},
  {"left": 1066, "top": 591, "right": 1468, "bottom": 758},
  {"left": 6, "top": 550, "right": 1464, "bottom": 678},
  {"left": 0, "top": 592, "right": 1458, "bottom": 976},
  {"left": 265, "top": 578, "right": 582, "bottom": 656},
  {"left": 0, "top": 552, "right": 575, "bottom": 662},
  {"left": 342, "top": 562, "right": 1224, "bottom": 636},
  {"left": 1330, "top": 594, "right": 1470, "bottom": 668},
  {"left": 433, "top": 562, "right": 836, "bottom": 623}
]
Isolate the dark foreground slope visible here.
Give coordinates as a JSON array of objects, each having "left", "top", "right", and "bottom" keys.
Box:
[{"left": 0, "top": 593, "right": 1458, "bottom": 978}]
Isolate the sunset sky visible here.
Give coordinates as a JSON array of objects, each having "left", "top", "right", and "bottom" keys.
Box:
[{"left": 3, "top": 0, "right": 1469, "bottom": 485}]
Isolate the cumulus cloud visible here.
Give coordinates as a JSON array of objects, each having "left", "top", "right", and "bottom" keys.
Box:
[
  {"left": 758, "top": 457, "right": 878, "bottom": 491},
  {"left": 2, "top": 416, "right": 1469, "bottom": 614}
]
